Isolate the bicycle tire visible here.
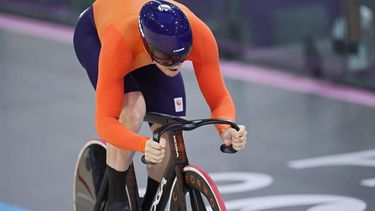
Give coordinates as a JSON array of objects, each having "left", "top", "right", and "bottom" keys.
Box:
[
  {"left": 169, "top": 164, "right": 227, "bottom": 211},
  {"left": 73, "top": 139, "right": 107, "bottom": 211}
]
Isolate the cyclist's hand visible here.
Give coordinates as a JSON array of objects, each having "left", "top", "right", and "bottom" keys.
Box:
[
  {"left": 144, "top": 138, "right": 166, "bottom": 164},
  {"left": 221, "top": 125, "right": 247, "bottom": 151}
]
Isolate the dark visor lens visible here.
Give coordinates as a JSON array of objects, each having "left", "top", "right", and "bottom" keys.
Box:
[{"left": 148, "top": 45, "right": 189, "bottom": 67}]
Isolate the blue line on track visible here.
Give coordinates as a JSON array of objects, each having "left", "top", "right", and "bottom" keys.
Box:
[{"left": 0, "top": 203, "right": 28, "bottom": 211}]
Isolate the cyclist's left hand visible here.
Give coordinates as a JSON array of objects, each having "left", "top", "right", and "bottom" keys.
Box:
[{"left": 221, "top": 125, "right": 247, "bottom": 151}]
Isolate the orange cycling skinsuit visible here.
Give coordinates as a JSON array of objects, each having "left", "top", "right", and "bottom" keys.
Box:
[{"left": 73, "top": 0, "right": 236, "bottom": 153}]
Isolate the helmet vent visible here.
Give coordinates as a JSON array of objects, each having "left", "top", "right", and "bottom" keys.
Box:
[{"left": 158, "top": 4, "right": 172, "bottom": 12}]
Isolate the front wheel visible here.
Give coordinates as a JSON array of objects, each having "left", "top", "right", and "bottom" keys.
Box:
[{"left": 170, "top": 164, "right": 227, "bottom": 211}]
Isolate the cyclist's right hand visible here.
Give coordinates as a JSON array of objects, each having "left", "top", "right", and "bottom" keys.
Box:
[{"left": 144, "top": 138, "right": 166, "bottom": 164}]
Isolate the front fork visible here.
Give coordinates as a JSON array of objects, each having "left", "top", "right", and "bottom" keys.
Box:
[
  {"left": 169, "top": 164, "right": 188, "bottom": 210},
  {"left": 169, "top": 164, "right": 206, "bottom": 211}
]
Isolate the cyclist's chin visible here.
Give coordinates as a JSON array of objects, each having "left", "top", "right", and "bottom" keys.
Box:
[
  {"left": 155, "top": 63, "right": 181, "bottom": 77},
  {"left": 162, "top": 69, "right": 180, "bottom": 77}
]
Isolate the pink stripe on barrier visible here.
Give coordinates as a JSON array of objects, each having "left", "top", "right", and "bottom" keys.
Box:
[
  {"left": 218, "top": 61, "right": 375, "bottom": 108},
  {"left": 0, "top": 13, "right": 73, "bottom": 43},
  {"left": 1, "top": 12, "right": 375, "bottom": 108}
]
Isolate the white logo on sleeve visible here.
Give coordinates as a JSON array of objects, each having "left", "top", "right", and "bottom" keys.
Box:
[{"left": 174, "top": 97, "right": 183, "bottom": 112}]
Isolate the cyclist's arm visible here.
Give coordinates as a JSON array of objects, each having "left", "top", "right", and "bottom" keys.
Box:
[
  {"left": 95, "top": 25, "right": 148, "bottom": 153},
  {"left": 190, "top": 18, "right": 236, "bottom": 134}
]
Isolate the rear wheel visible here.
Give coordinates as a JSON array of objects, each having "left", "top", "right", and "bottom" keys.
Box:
[
  {"left": 169, "top": 164, "right": 227, "bottom": 211},
  {"left": 73, "top": 139, "right": 107, "bottom": 211}
]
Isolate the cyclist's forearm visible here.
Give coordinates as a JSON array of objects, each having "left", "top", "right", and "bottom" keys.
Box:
[
  {"left": 96, "top": 116, "right": 148, "bottom": 152},
  {"left": 211, "top": 95, "right": 236, "bottom": 133}
]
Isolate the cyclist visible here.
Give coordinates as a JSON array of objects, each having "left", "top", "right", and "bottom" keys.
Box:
[{"left": 73, "top": 0, "right": 248, "bottom": 210}]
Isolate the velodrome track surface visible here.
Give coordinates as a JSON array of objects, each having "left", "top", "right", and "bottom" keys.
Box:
[{"left": 0, "top": 13, "right": 375, "bottom": 211}]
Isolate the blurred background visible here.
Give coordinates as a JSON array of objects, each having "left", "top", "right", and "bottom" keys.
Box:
[
  {"left": 0, "top": 0, "right": 374, "bottom": 211},
  {"left": 1, "top": 0, "right": 375, "bottom": 89}
]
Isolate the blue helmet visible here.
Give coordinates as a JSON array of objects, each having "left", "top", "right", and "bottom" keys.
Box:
[{"left": 139, "top": 0, "right": 192, "bottom": 67}]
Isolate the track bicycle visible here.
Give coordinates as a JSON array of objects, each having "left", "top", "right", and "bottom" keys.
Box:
[{"left": 73, "top": 112, "right": 239, "bottom": 211}]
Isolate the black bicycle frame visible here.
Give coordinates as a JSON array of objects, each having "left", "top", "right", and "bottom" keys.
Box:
[
  {"left": 93, "top": 112, "right": 238, "bottom": 211},
  {"left": 143, "top": 112, "right": 238, "bottom": 211}
]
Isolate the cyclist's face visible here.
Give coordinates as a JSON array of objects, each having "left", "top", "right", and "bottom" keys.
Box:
[{"left": 154, "top": 61, "right": 182, "bottom": 77}]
